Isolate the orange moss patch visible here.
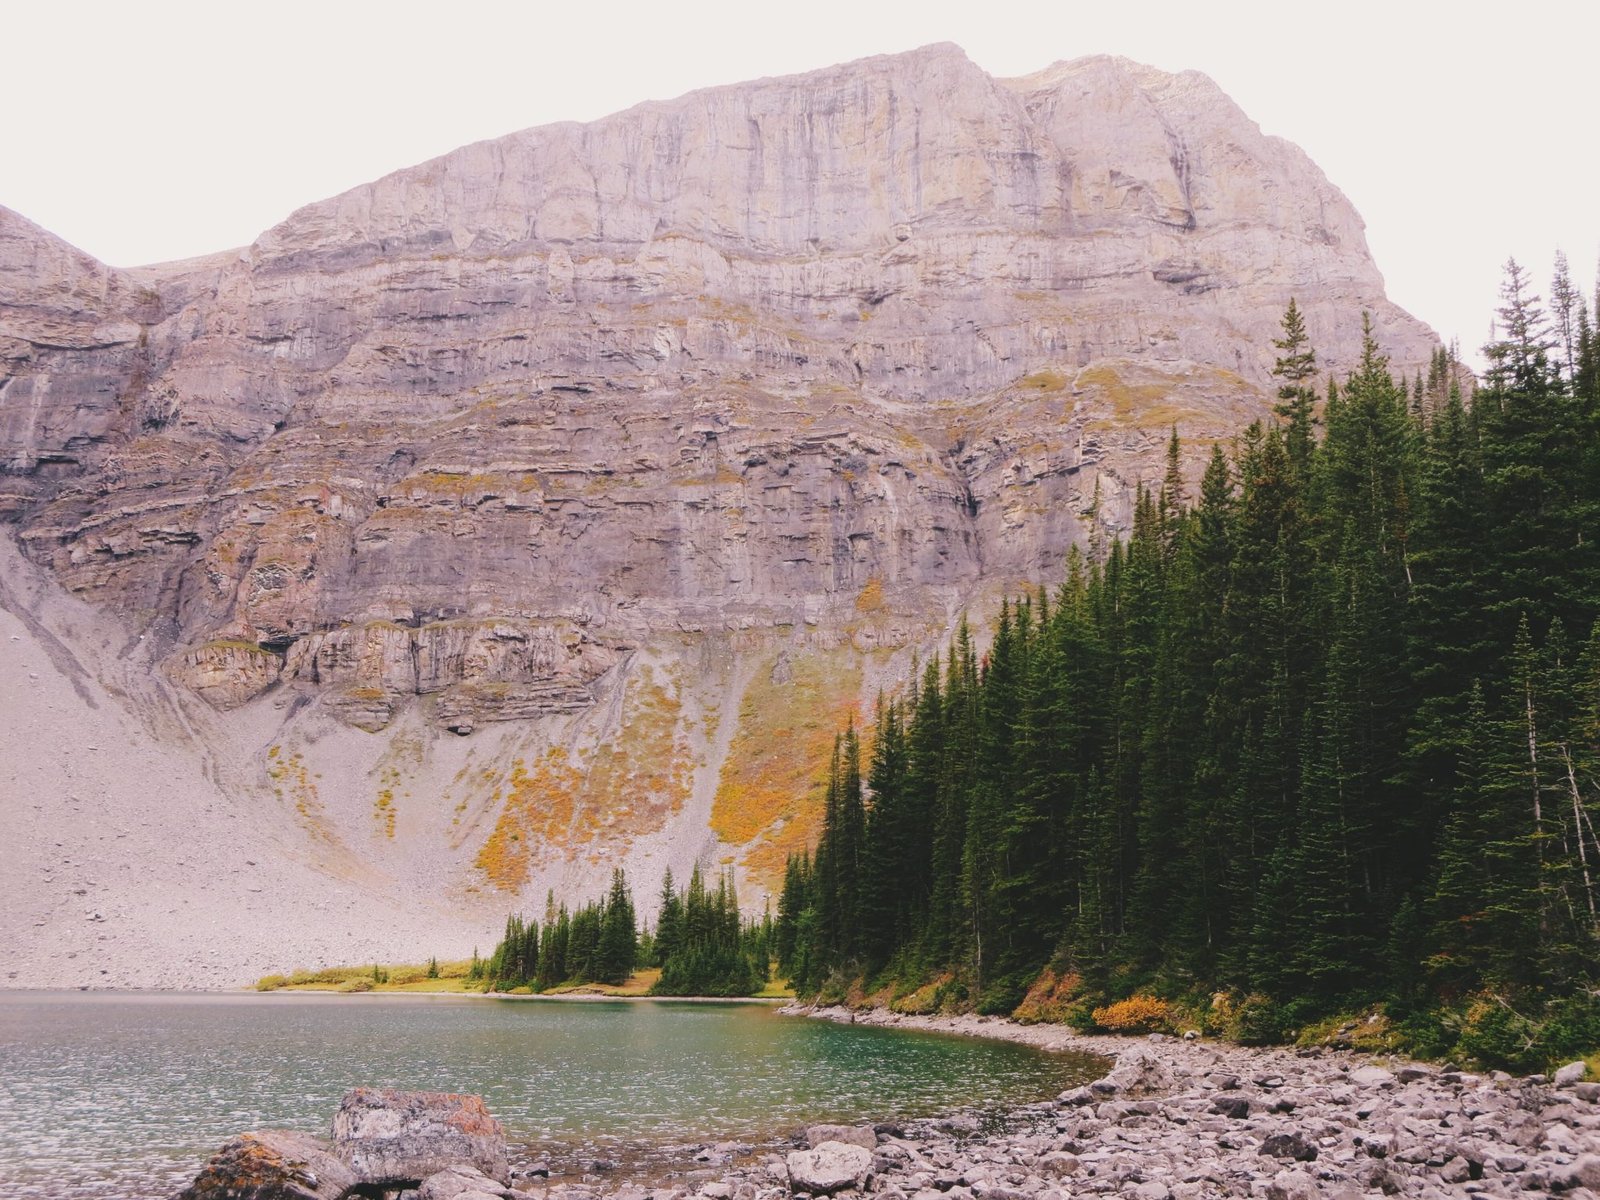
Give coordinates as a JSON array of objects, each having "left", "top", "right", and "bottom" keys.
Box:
[
  {"left": 1075, "top": 362, "right": 1250, "bottom": 430},
  {"left": 474, "top": 665, "right": 695, "bottom": 891},
  {"left": 475, "top": 750, "right": 583, "bottom": 890},
  {"left": 1013, "top": 967, "right": 1083, "bottom": 1024},
  {"left": 582, "top": 674, "right": 694, "bottom": 841},
  {"left": 711, "top": 651, "right": 863, "bottom": 885},
  {"left": 855, "top": 576, "right": 886, "bottom": 614},
  {"left": 371, "top": 761, "right": 412, "bottom": 840}
]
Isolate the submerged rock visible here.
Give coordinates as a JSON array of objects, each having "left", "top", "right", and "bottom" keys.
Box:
[
  {"left": 174, "top": 1129, "right": 356, "bottom": 1200},
  {"left": 332, "top": 1087, "right": 509, "bottom": 1185}
]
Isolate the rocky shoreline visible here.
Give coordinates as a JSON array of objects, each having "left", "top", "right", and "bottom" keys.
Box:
[{"left": 175, "top": 1006, "right": 1599, "bottom": 1200}]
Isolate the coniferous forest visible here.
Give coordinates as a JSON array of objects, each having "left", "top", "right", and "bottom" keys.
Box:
[
  {"left": 487, "top": 259, "right": 1600, "bottom": 1070},
  {"left": 481, "top": 865, "right": 774, "bottom": 997},
  {"left": 775, "top": 260, "right": 1600, "bottom": 1070}
]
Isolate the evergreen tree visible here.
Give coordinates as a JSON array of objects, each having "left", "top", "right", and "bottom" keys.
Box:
[
  {"left": 655, "top": 868, "right": 683, "bottom": 967},
  {"left": 1272, "top": 297, "right": 1319, "bottom": 476},
  {"left": 596, "top": 869, "right": 637, "bottom": 985}
]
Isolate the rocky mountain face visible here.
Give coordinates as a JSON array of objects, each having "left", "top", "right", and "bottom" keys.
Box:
[{"left": 0, "top": 45, "right": 1441, "bottom": 983}]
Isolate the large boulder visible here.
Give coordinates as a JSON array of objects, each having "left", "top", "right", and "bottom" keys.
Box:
[
  {"left": 1086, "top": 1049, "right": 1178, "bottom": 1099},
  {"left": 174, "top": 1129, "right": 356, "bottom": 1200},
  {"left": 332, "top": 1087, "right": 508, "bottom": 1186},
  {"left": 787, "top": 1141, "right": 874, "bottom": 1195},
  {"left": 804, "top": 1124, "right": 878, "bottom": 1150}
]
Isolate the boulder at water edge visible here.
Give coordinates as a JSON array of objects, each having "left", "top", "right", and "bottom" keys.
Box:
[
  {"left": 803, "top": 1124, "right": 878, "bottom": 1150},
  {"left": 787, "top": 1141, "right": 874, "bottom": 1195},
  {"left": 333, "top": 1087, "right": 509, "bottom": 1186},
  {"left": 174, "top": 1129, "right": 356, "bottom": 1200}
]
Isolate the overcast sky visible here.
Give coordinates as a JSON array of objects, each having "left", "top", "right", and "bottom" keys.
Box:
[{"left": 4, "top": 0, "right": 1595, "bottom": 365}]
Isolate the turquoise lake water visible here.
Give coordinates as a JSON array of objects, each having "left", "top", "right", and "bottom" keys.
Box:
[{"left": 0, "top": 992, "right": 1099, "bottom": 1200}]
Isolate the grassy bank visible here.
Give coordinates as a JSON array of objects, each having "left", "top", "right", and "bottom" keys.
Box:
[{"left": 253, "top": 960, "right": 795, "bottom": 999}]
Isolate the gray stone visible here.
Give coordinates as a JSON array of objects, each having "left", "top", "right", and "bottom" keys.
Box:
[
  {"left": 788, "top": 1142, "right": 874, "bottom": 1195},
  {"left": 1559, "top": 1158, "right": 1600, "bottom": 1191},
  {"left": 1259, "top": 1132, "right": 1317, "bottom": 1162},
  {"left": 1348, "top": 1066, "right": 1396, "bottom": 1088},
  {"left": 1555, "top": 1062, "right": 1589, "bottom": 1087},
  {"left": 1264, "top": 1168, "right": 1319, "bottom": 1200},
  {"left": 333, "top": 1087, "right": 508, "bottom": 1185},
  {"left": 419, "top": 1164, "right": 519, "bottom": 1199},
  {"left": 806, "top": 1125, "right": 878, "bottom": 1150}
]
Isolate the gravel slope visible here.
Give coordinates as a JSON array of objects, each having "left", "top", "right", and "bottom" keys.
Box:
[{"left": 0, "top": 533, "right": 491, "bottom": 989}]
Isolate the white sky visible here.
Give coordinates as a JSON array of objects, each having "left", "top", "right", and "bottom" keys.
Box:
[{"left": 4, "top": 0, "right": 1595, "bottom": 365}]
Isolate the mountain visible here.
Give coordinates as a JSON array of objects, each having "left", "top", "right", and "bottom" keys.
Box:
[{"left": 0, "top": 44, "right": 1440, "bottom": 987}]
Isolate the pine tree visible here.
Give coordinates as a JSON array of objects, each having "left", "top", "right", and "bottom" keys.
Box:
[
  {"left": 1484, "top": 258, "right": 1557, "bottom": 391},
  {"left": 860, "top": 698, "right": 911, "bottom": 969},
  {"left": 1271, "top": 297, "right": 1319, "bottom": 477},
  {"left": 596, "top": 868, "right": 637, "bottom": 985},
  {"left": 655, "top": 868, "right": 683, "bottom": 967},
  {"left": 1551, "top": 251, "right": 1580, "bottom": 382}
]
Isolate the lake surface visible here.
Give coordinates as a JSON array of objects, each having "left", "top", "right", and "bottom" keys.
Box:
[{"left": 0, "top": 992, "right": 1100, "bottom": 1200}]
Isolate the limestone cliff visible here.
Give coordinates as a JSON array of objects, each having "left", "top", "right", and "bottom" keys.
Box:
[{"left": 0, "top": 46, "right": 1442, "bottom": 981}]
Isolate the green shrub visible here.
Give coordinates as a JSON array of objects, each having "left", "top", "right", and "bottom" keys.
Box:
[
  {"left": 1061, "top": 996, "right": 1102, "bottom": 1032},
  {"left": 1225, "top": 993, "right": 1289, "bottom": 1045},
  {"left": 976, "top": 972, "right": 1031, "bottom": 1016},
  {"left": 1456, "top": 995, "right": 1543, "bottom": 1073},
  {"left": 815, "top": 971, "right": 851, "bottom": 1008},
  {"left": 1539, "top": 993, "right": 1600, "bottom": 1063}
]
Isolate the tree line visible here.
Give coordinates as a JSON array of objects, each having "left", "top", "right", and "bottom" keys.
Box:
[
  {"left": 774, "top": 259, "right": 1600, "bottom": 1066},
  {"left": 479, "top": 864, "right": 773, "bottom": 996}
]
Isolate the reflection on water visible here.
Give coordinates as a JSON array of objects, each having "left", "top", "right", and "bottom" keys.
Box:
[{"left": 0, "top": 992, "right": 1099, "bottom": 1200}]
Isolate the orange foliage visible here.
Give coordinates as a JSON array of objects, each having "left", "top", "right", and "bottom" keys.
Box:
[
  {"left": 1013, "top": 968, "right": 1083, "bottom": 1024},
  {"left": 1091, "top": 995, "right": 1174, "bottom": 1033}
]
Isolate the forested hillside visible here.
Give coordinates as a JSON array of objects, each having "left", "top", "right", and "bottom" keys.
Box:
[{"left": 776, "top": 260, "right": 1600, "bottom": 1069}]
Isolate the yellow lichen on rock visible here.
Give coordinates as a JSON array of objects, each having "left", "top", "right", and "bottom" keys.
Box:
[
  {"left": 473, "top": 661, "right": 697, "bottom": 890},
  {"left": 711, "top": 650, "right": 862, "bottom": 884}
]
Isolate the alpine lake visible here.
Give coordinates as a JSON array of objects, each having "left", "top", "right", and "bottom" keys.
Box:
[{"left": 0, "top": 991, "right": 1102, "bottom": 1200}]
